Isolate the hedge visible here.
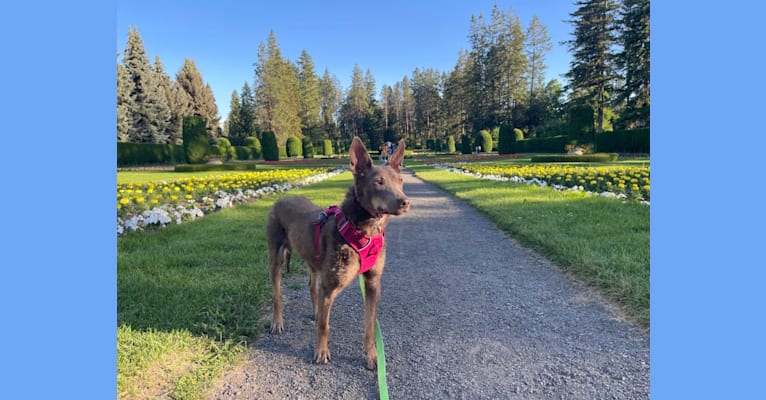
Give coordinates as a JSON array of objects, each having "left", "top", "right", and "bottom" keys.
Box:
[
  {"left": 531, "top": 153, "right": 619, "bottom": 163},
  {"left": 117, "top": 142, "right": 184, "bottom": 166},
  {"left": 174, "top": 163, "right": 257, "bottom": 172}
]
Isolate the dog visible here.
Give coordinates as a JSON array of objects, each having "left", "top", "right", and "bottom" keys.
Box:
[{"left": 266, "top": 136, "right": 410, "bottom": 369}]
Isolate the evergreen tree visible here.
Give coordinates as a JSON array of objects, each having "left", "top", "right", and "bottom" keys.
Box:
[
  {"left": 176, "top": 58, "right": 220, "bottom": 141},
  {"left": 297, "top": 50, "right": 321, "bottom": 140},
  {"left": 150, "top": 56, "right": 175, "bottom": 144},
  {"left": 318, "top": 68, "right": 342, "bottom": 140},
  {"left": 443, "top": 50, "right": 471, "bottom": 138},
  {"left": 525, "top": 15, "right": 552, "bottom": 103},
  {"left": 225, "top": 90, "right": 242, "bottom": 142},
  {"left": 238, "top": 81, "right": 257, "bottom": 142},
  {"left": 340, "top": 64, "right": 369, "bottom": 139},
  {"left": 253, "top": 31, "right": 301, "bottom": 145},
  {"left": 615, "top": 0, "right": 650, "bottom": 128},
  {"left": 565, "top": 0, "right": 620, "bottom": 133},
  {"left": 411, "top": 68, "right": 443, "bottom": 143},
  {"left": 121, "top": 26, "right": 161, "bottom": 143},
  {"left": 116, "top": 62, "right": 131, "bottom": 142}
]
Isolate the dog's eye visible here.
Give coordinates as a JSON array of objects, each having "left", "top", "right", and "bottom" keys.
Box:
[{"left": 376, "top": 178, "right": 384, "bottom": 185}]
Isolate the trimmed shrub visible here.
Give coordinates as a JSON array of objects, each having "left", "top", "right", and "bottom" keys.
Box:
[
  {"left": 117, "top": 142, "right": 183, "bottom": 166},
  {"left": 261, "top": 131, "right": 279, "bottom": 161},
  {"left": 594, "top": 128, "right": 650, "bottom": 154},
  {"left": 183, "top": 116, "right": 209, "bottom": 164},
  {"left": 244, "top": 136, "right": 262, "bottom": 159},
  {"left": 447, "top": 135, "right": 456, "bottom": 153},
  {"left": 478, "top": 129, "right": 493, "bottom": 152},
  {"left": 302, "top": 137, "right": 315, "bottom": 158},
  {"left": 497, "top": 125, "right": 513, "bottom": 155},
  {"left": 286, "top": 136, "right": 302, "bottom": 158},
  {"left": 174, "top": 163, "right": 256, "bottom": 172},
  {"left": 234, "top": 146, "right": 252, "bottom": 160},
  {"left": 278, "top": 146, "right": 287, "bottom": 159},
  {"left": 323, "top": 139, "right": 334, "bottom": 156},
  {"left": 514, "top": 128, "right": 524, "bottom": 141},
  {"left": 531, "top": 153, "right": 619, "bottom": 163},
  {"left": 217, "top": 137, "right": 236, "bottom": 160},
  {"left": 460, "top": 134, "right": 472, "bottom": 154}
]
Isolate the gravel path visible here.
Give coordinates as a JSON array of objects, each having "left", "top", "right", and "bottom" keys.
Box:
[{"left": 212, "top": 170, "right": 649, "bottom": 399}]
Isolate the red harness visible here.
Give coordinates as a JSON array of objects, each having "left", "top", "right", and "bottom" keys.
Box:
[{"left": 313, "top": 205, "right": 384, "bottom": 274}]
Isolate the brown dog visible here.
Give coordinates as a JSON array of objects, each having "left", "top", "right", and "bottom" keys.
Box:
[{"left": 266, "top": 136, "right": 410, "bottom": 369}]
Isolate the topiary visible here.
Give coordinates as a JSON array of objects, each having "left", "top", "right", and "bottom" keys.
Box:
[
  {"left": 286, "top": 136, "right": 302, "bottom": 158},
  {"left": 479, "top": 129, "right": 493, "bottom": 152},
  {"left": 514, "top": 128, "right": 524, "bottom": 141},
  {"left": 302, "top": 137, "right": 315, "bottom": 158},
  {"left": 261, "top": 131, "right": 279, "bottom": 161},
  {"left": 460, "top": 134, "right": 472, "bottom": 154},
  {"left": 244, "top": 136, "right": 262, "bottom": 159},
  {"left": 497, "top": 125, "right": 513, "bottom": 154},
  {"left": 323, "top": 139, "right": 333, "bottom": 156},
  {"left": 447, "top": 135, "right": 456, "bottom": 153},
  {"left": 182, "top": 115, "right": 209, "bottom": 164}
]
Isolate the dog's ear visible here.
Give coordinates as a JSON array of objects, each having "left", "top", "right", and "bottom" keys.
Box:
[
  {"left": 349, "top": 136, "right": 372, "bottom": 176},
  {"left": 387, "top": 139, "right": 406, "bottom": 172}
]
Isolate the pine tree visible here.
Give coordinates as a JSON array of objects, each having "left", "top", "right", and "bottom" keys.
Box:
[
  {"left": 525, "top": 15, "right": 552, "bottom": 102},
  {"left": 615, "top": 0, "right": 650, "bottom": 128},
  {"left": 176, "top": 58, "right": 220, "bottom": 141},
  {"left": 253, "top": 31, "right": 301, "bottom": 145},
  {"left": 318, "top": 68, "right": 342, "bottom": 140},
  {"left": 121, "top": 26, "right": 159, "bottom": 143},
  {"left": 225, "top": 90, "right": 242, "bottom": 142},
  {"left": 411, "top": 68, "right": 443, "bottom": 142},
  {"left": 443, "top": 50, "right": 471, "bottom": 138},
  {"left": 565, "top": 0, "right": 620, "bottom": 133},
  {"left": 116, "top": 62, "right": 131, "bottom": 142},
  {"left": 238, "top": 81, "right": 256, "bottom": 142},
  {"left": 341, "top": 65, "right": 369, "bottom": 139},
  {"left": 297, "top": 50, "right": 321, "bottom": 140},
  {"left": 525, "top": 15, "right": 553, "bottom": 136}
]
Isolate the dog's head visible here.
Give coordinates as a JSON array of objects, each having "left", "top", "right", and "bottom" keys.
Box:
[{"left": 349, "top": 137, "right": 410, "bottom": 217}]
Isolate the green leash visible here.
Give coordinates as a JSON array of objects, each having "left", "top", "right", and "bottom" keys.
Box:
[{"left": 358, "top": 275, "right": 390, "bottom": 400}]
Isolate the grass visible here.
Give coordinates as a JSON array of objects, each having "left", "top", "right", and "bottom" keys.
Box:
[
  {"left": 117, "top": 172, "right": 354, "bottom": 400},
  {"left": 410, "top": 165, "right": 649, "bottom": 328}
]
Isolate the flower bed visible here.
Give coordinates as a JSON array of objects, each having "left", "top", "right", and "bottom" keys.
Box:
[
  {"left": 438, "top": 163, "right": 650, "bottom": 204},
  {"left": 117, "top": 168, "right": 344, "bottom": 235}
]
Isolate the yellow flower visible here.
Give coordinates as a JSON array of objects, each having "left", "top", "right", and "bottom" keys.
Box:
[{"left": 119, "top": 197, "right": 130, "bottom": 205}]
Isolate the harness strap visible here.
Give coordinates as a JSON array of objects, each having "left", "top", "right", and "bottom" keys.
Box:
[{"left": 313, "top": 205, "right": 384, "bottom": 274}]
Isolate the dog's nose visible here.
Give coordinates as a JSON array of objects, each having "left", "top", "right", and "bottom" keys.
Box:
[{"left": 400, "top": 198, "right": 410, "bottom": 209}]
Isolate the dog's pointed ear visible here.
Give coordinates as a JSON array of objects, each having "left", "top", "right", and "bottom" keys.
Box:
[
  {"left": 387, "top": 139, "right": 406, "bottom": 172},
  {"left": 349, "top": 136, "right": 372, "bottom": 176}
]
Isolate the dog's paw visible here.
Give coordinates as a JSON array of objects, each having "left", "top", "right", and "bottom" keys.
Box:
[
  {"left": 314, "top": 348, "right": 331, "bottom": 364},
  {"left": 365, "top": 351, "right": 378, "bottom": 371},
  {"left": 270, "top": 318, "right": 284, "bottom": 334}
]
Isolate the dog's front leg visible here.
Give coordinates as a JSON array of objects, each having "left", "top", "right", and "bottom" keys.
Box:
[
  {"left": 314, "top": 285, "right": 337, "bottom": 364},
  {"left": 309, "top": 269, "right": 320, "bottom": 320},
  {"left": 362, "top": 270, "right": 383, "bottom": 370}
]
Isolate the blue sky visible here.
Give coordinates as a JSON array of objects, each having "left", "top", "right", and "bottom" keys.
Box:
[{"left": 117, "top": 0, "right": 576, "bottom": 123}]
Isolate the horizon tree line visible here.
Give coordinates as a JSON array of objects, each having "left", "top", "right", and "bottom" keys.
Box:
[{"left": 117, "top": 0, "right": 649, "bottom": 150}]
